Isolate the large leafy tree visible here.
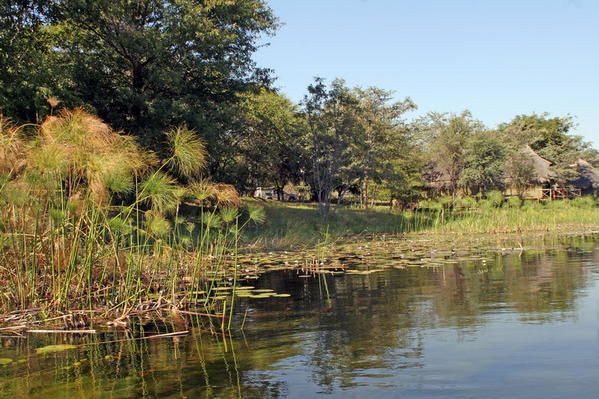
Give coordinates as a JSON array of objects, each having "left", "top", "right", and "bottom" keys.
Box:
[
  {"left": 419, "top": 111, "right": 483, "bottom": 196},
  {"left": 499, "top": 113, "right": 599, "bottom": 182},
  {"left": 0, "top": 0, "right": 63, "bottom": 122},
  {"left": 459, "top": 133, "right": 507, "bottom": 195},
  {"left": 348, "top": 87, "right": 415, "bottom": 207},
  {"left": 1, "top": 0, "right": 277, "bottom": 161},
  {"left": 53, "top": 0, "right": 276, "bottom": 151},
  {"left": 233, "top": 88, "right": 305, "bottom": 196},
  {"left": 303, "top": 78, "right": 359, "bottom": 218}
]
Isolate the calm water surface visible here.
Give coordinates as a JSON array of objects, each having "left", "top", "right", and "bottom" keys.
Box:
[{"left": 2, "top": 237, "right": 599, "bottom": 398}]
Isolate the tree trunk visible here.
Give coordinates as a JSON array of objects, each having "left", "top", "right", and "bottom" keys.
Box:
[{"left": 363, "top": 177, "right": 369, "bottom": 208}]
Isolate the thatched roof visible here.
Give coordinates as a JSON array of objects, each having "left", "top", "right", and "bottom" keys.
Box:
[
  {"left": 521, "top": 145, "right": 555, "bottom": 183},
  {"left": 569, "top": 159, "right": 599, "bottom": 190},
  {"left": 424, "top": 146, "right": 556, "bottom": 190}
]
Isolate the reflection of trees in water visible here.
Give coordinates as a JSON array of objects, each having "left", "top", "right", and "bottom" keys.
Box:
[
  {"left": 429, "top": 250, "right": 588, "bottom": 325},
  {"left": 270, "top": 246, "right": 592, "bottom": 392}
]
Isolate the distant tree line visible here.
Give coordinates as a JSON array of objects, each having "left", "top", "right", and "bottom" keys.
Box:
[{"left": 2, "top": 0, "right": 598, "bottom": 218}]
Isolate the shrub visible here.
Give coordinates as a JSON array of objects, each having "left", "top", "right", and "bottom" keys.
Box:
[
  {"left": 418, "top": 199, "right": 442, "bottom": 211},
  {"left": 486, "top": 190, "right": 504, "bottom": 208},
  {"left": 571, "top": 196, "right": 596, "bottom": 208},
  {"left": 437, "top": 196, "right": 455, "bottom": 209},
  {"left": 458, "top": 196, "right": 478, "bottom": 209},
  {"left": 506, "top": 196, "right": 522, "bottom": 208}
]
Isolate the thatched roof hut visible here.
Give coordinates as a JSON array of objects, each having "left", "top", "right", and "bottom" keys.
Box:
[
  {"left": 569, "top": 159, "right": 599, "bottom": 195},
  {"left": 521, "top": 145, "right": 555, "bottom": 184}
]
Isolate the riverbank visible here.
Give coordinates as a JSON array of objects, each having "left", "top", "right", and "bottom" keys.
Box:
[
  {"left": 2, "top": 196, "right": 599, "bottom": 330},
  {"left": 242, "top": 198, "right": 599, "bottom": 250}
]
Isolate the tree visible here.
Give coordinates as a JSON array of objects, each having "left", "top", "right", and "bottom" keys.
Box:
[
  {"left": 419, "top": 111, "right": 483, "bottom": 197},
  {"left": 499, "top": 113, "right": 599, "bottom": 184},
  {"left": 1, "top": 0, "right": 277, "bottom": 165},
  {"left": 303, "top": 78, "right": 358, "bottom": 219},
  {"left": 459, "top": 133, "right": 507, "bottom": 195},
  {"left": 504, "top": 150, "right": 537, "bottom": 198},
  {"left": 348, "top": 87, "right": 416, "bottom": 207},
  {"left": 234, "top": 88, "right": 305, "bottom": 196},
  {"left": 0, "top": 0, "right": 64, "bottom": 122}
]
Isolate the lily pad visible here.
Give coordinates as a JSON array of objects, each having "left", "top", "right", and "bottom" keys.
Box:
[
  {"left": 35, "top": 344, "right": 78, "bottom": 355},
  {"left": 249, "top": 293, "right": 275, "bottom": 299},
  {"left": 0, "top": 358, "right": 13, "bottom": 366}
]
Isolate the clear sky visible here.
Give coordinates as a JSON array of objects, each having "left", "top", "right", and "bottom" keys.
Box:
[{"left": 253, "top": 0, "right": 599, "bottom": 145}]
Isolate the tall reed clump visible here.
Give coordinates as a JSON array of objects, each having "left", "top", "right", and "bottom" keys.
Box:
[{"left": 0, "top": 109, "right": 264, "bottom": 323}]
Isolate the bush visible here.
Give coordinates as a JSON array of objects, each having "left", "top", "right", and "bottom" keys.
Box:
[
  {"left": 486, "top": 190, "right": 505, "bottom": 208},
  {"left": 571, "top": 196, "right": 596, "bottom": 208},
  {"left": 438, "top": 196, "right": 455, "bottom": 209},
  {"left": 418, "top": 199, "right": 442, "bottom": 211},
  {"left": 458, "top": 196, "right": 478, "bottom": 209},
  {"left": 506, "top": 196, "right": 522, "bottom": 208}
]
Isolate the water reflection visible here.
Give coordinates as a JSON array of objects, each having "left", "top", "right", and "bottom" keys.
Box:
[{"left": 1, "top": 237, "right": 599, "bottom": 398}]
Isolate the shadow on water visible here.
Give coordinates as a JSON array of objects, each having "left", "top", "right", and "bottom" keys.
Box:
[{"left": 1, "top": 236, "right": 599, "bottom": 398}]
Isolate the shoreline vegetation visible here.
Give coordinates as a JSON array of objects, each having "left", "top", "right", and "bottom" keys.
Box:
[
  {"left": 1, "top": 109, "right": 597, "bottom": 332},
  {"left": 0, "top": 110, "right": 267, "bottom": 332},
  {"left": 243, "top": 198, "right": 599, "bottom": 250}
]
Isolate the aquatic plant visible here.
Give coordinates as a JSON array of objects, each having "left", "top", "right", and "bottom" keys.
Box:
[{"left": 0, "top": 109, "right": 264, "bottom": 328}]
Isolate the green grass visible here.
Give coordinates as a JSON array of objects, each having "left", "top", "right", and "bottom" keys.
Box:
[
  {"left": 435, "top": 200, "right": 599, "bottom": 234},
  {"left": 242, "top": 198, "right": 599, "bottom": 249}
]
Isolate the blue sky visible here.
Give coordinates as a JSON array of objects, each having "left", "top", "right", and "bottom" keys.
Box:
[{"left": 253, "top": 0, "right": 599, "bottom": 145}]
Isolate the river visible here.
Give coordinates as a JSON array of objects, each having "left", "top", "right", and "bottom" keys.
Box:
[{"left": 1, "top": 235, "right": 599, "bottom": 398}]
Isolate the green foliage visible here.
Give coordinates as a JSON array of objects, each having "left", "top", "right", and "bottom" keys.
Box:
[
  {"left": 303, "top": 78, "right": 416, "bottom": 216},
  {"left": 459, "top": 133, "right": 507, "bottom": 194},
  {"left": 247, "top": 205, "right": 266, "bottom": 224},
  {"left": 1, "top": 0, "right": 277, "bottom": 164},
  {"left": 0, "top": 109, "right": 251, "bottom": 321},
  {"left": 220, "top": 207, "right": 238, "bottom": 224},
  {"left": 2, "top": 2, "right": 599, "bottom": 218},
  {"left": 486, "top": 190, "right": 505, "bottom": 208},
  {"left": 504, "top": 150, "right": 537, "bottom": 197},
  {"left": 571, "top": 196, "right": 596, "bottom": 208},
  {"left": 234, "top": 88, "right": 305, "bottom": 192},
  {"left": 506, "top": 196, "right": 523, "bottom": 208},
  {"left": 437, "top": 195, "right": 455, "bottom": 208},
  {"left": 146, "top": 212, "right": 171, "bottom": 238},
  {"left": 0, "top": 1, "right": 62, "bottom": 122},
  {"left": 458, "top": 196, "right": 478, "bottom": 209},
  {"left": 346, "top": 87, "right": 416, "bottom": 206},
  {"left": 167, "top": 126, "right": 207, "bottom": 179},
  {"left": 419, "top": 111, "right": 484, "bottom": 195},
  {"left": 499, "top": 113, "right": 599, "bottom": 183},
  {"left": 418, "top": 199, "right": 443, "bottom": 211},
  {"left": 140, "top": 172, "right": 181, "bottom": 214}
]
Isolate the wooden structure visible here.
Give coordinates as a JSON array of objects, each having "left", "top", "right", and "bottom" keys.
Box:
[{"left": 540, "top": 187, "right": 581, "bottom": 200}]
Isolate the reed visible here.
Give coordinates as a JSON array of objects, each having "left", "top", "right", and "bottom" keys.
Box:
[
  {"left": 0, "top": 110, "right": 263, "bottom": 326},
  {"left": 243, "top": 198, "right": 599, "bottom": 249}
]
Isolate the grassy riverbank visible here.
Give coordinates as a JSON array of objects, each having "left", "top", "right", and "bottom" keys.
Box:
[{"left": 242, "top": 198, "right": 599, "bottom": 249}]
